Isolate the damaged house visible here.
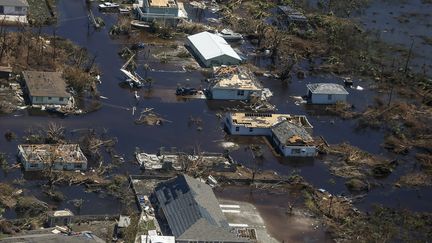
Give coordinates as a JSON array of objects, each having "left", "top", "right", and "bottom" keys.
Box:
[
  {"left": 225, "top": 112, "right": 316, "bottom": 157},
  {"left": 153, "top": 175, "right": 249, "bottom": 243},
  {"left": 277, "top": 5, "right": 307, "bottom": 27},
  {"left": 22, "top": 71, "right": 71, "bottom": 106},
  {"left": 271, "top": 121, "right": 316, "bottom": 157},
  {"left": 186, "top": 32, "right": 242, "bottom": 67},
  {"left": 207, "top": 66, "right": 264, "bottom": 101},
  {"left": 135, "top": 0, "right": 187, "bottom": 24},
  {"left": 0, "top": 0, "right": 29, "bottom": 23},
  {"left": 18, "top": 144, "right": 88, "bottom": 171}
]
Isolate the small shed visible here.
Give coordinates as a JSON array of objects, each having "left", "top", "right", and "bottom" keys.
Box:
[
  {"left": 186, "top": 32, "right": 242, "bottom": 67},
  {"left": 306, "top": 83, "right": 349, "bottom": 104},
  {"left": 22, "top": 71, "right": 71, "bottom": 105},
  {"left": 47, "top": 209, "right": 74, "bottom": 227}
]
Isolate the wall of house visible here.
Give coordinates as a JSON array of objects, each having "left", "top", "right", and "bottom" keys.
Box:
[
  {"left": 1, "top": 5, "right": 28, "bottom": 15},
  {"left": 310, "top": 93, "right": 347, "bottom": 104},
  {"left": 210, "top": 88, "right": 255, "bottom": 100},
  {"left": 31, "top": 95, "right": 70, "bottom": 105},
  {"left": 279, "top": 145, "right": 316, "bottom": 157},
  {"left": 225, "top": 117, "right": 271, "bottom": 136}
]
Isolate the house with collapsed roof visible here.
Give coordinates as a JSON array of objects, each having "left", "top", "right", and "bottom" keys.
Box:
[
  {"left": 153, "top": 175, "right": 249, "bottom": 243},
  {"left": 22, "top": 71, "right": 71, "bottom": 106},
  {"left": 186, "top": 32, "right": 242, "bottom": 67},
  {"left": 306, "top": 83, "right": 349, "bottom": 104},
  {"left": 225, "top": 112, "right": 316, "bottom": 157},
  {"left": 0, "top": 0, "right": 29, "bottom": 23},
  {"left": 18, "top": 144, "right": 88, "bottom": 171},
  {"left": 277, "top": 5, "right": 307, "bottom": 26},
  {"left": 271, "top": 121, "right": 316, "bottom": 157},
  {"left": 207, "top": 66, "right": 263, "bottom": 100}
]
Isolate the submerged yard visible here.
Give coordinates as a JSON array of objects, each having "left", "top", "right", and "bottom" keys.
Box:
[{"left": 0, "top": 0, "right": 431, "bottom": 242}]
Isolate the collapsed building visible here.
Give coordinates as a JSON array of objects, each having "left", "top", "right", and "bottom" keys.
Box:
[
  {"left": 207, "top": 66, "right": 265, "bottom": 101},
  {"left": 136, "top": 149, "right": 236, "bottom": 172},
  {"left": 225, "top": 112, "right": 316, "bottom": 157},
  {"left": 18, "top": 144, "right": 88, "bottom": 171}
]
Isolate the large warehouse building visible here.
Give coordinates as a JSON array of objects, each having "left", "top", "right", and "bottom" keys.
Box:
[{"left": 186, "top": 31, "right": 242, "bottom": 67}]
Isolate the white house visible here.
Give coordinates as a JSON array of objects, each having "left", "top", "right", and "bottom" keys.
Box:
[
  {"left": 140, "top": 234, "right": 175, "bottom": 243},
  {"left": 306, "top": 83, "right": 349, "bottom": 104},
  {"left": 135, "top": 0, "right": 187, "bottom": 24},
  {"left": 208, "top": 66, "right": 262, "bottom": 100},
  {"left": 22, "top": 71, "right": 71, "bottom": 106},
  {"left": 0, "top": 0, "right": 28, "bottom": 23},
  {"left": 225, "top": 112, "right": 313, "bottom": 136},
  {"left": 18, "top": 144, "right": 88, "bottom": 171},
  {"left": 0, "top": 0, "right": 28, "bottom": 15},
  {"left": 271, "top": 121, "right": 316, "bottom": 157},
  {"left": 186, "top": 32, "right": 242, "bottom": 67}
]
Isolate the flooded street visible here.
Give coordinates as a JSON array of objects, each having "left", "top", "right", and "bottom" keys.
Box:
[{"left": 0, "top": 0, "right": 431, "bottom": 242}]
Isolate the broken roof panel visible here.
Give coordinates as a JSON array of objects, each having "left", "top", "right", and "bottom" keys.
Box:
[
  {"left": 307, "top": 83, "right": 349, "bottom": 95},
  {"left": 229, "top": 113, "right": 313, "bottom": 130},
  {"left": 211, "top": 66, "right": 262, "bottom": 91},
  {"left": 271, "top": 121, "right": 314, "bottom": 146},
  {"left": 18, "top": 144, "right": 87, "bottom": 164},
  {"left": 187, "top": 32, "right": 241, "bottom": 61},
  {"left": 22, "top": 71, "right": 70, "bottom": 98}
]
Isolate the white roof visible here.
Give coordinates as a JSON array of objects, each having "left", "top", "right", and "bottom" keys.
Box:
[
  {"left": 141, "top": 235, "right": 175, "bottom": 243},
  {"left": 187, "top": 32, "right": 241, "bottom": 61},
  {"left": 307, "top": 83, "right": 349, "bottom": 95}
]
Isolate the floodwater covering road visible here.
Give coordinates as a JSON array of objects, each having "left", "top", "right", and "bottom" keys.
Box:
[{"left": 0, "top": 0, "right": 431, "bottom": 241}]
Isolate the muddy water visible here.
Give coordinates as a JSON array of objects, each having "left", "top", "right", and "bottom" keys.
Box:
[
  {"left": 215, "top": 186, "right": 333, "bottom": 243},
  {"left": 0, "top": 0, "right": 431, "bottom": 234}
]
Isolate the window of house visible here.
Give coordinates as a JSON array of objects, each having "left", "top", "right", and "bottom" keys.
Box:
[
  {"left": 48, "top": 97, "right": 52, "bottom": 100},
  {"left": 327, "top": 94, "right": 332, "bottom": 100},
  {"left": 15, "top": 6, "right": 22, "bottom": 12},
  {"left": 249, "top": 128, "right": 254, "bottom": 132},
  {"left": 237, "top": 90, "right": 245, "bottom": 96},
  {"left": 59, "top": 97, "right": 64, "bottom": 102},
  {"left": 291, "top": 148, "right": 301, "bottom": 154},
  {"left": 75, "top": 164, "right": 82, "bottom": 169},
  {"left": 35, "top": 97, "right": 43, "bottom": 102},
  {"left": 235, "top": 127, "right": 240, "bottom": 132}
]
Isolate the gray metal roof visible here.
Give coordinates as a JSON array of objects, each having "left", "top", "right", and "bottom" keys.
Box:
[
  {"left": 272, "top": 121, "right": 314, "bottom": 146},
  {"left": 307, "top": 83, "right": 349, "bottom": 95},
  {"left": 154, "top": 175, "right": 248, "bottom": 242},
  {"left": 0, "top": 0, "right": 29, "bottom": 7},
  {"left": 22, "top": 71, "right": 70, "bottom": 98}
]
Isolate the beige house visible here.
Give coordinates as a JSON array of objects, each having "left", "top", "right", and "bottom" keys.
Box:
[{"left": 22, "top": 71, "right": 71, "bottom": 105}]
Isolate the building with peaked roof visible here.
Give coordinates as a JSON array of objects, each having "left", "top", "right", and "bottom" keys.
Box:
[
  {"left": 22, "top": 71, "right": 71, "bottom": 105},
  {"left": 271, "top": 121, "right": 316, "bottom": 157},
  {"left": 18, "top": 144, "right": 88, "bottom": 171},
  {"left": 186, "top": 32, "right": 242, "bottom": 67},
  {"left": 208, "top": 66, "right": 263, "bottom": 100},
  {"left": 306, "top": 83, "right": 349, "bottom": 104},
  {"left": 153, "top": 175, "right": 249, "bottom": 243}
]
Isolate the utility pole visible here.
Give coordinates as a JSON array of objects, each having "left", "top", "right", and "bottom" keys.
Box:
[{"left": 404, "top": 39, "right": 414, "bottom": 75}]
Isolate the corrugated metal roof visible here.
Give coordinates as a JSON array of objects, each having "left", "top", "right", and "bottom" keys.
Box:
[
  {"left": 307, "top": 83, "right": 349, "bottom": 95},
  {"left": 0, "top": 0, "right": 29, "bottom": 7},
  {"left": 154, "top": 175, "right": 247, "bottom": 242},
  {"left": 187, "top": 32, "right": 241, "bottom": 61}
]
